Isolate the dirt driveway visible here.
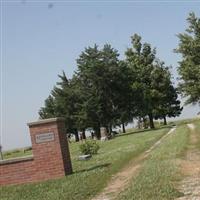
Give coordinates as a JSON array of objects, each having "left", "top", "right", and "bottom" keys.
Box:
[{"left": 92, "top": 128, "right": 176, "bottom": 200}]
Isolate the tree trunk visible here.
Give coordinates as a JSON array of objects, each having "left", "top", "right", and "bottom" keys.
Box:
[
  {"left": 94, "top": 126, "right": 101, "bottom": 139},
  {"left": 137, "top": 117, "right": 142, "bottom": 129},
  {"left": 148, "top": 113, "right": 155, "bottom": 129},
  {"left": 74, "top": 129, "right": 79, "bottom": 142},
  {"left": 109, "top": 124, "right": 112, "bottom": 134},
  {"left": 142, "top": 117, "right": 148, "bottom": 129},
  {"left": 105, "top": 126, "right": 109, "bottom": 135},
  {"left": 122, "top": 123, "right": 126, "bottom": 133},
  {"left": 91, "top": 131, "right": 94, "bottom": 139},
  {"left": 163, "top": 116, "right": 167, "bottom": 125},
  {"left": 82, "top": 129, "right": 86, "bottom": 140}
]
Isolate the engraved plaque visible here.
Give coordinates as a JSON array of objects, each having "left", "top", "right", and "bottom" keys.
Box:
[{"left": 35, "top": 132, "right": 55, "bottom": 144}]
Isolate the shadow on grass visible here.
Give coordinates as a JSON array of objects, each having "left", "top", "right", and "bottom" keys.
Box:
[
  {"left": 116, "top": 125, "right": 173, "bottom": 138},
  {"left": 74, "top": 163, "right": 111, "bottom": 174}
]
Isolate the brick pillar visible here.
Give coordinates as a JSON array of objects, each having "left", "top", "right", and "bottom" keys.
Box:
[{"left": 28, "top": 118, "right": 72, "bottom": 180}]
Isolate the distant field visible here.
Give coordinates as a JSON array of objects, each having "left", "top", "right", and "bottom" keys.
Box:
[
  {"left": 0, "top": 127, "right": 169, "bottom": 200},
  {"left": 171, "top": 117, "right": 200, "bottom": 125},
  {"left": 2, "top": 147, "right": 32, "bottom": 160}
]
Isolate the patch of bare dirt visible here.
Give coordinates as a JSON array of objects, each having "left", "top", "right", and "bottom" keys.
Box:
[
  {"left": 91, "top": 128, "right": 176, "bottom": 200},
  {"left": 93, "top": 163, "right": 141, "bottom": 200},
  {"left": 176, "top": 124, "right": 200, "bottom": 200}
]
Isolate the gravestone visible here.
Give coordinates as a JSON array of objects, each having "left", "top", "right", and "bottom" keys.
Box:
[
  {"left": 100, "top": 127, "right": 108, "bottom": 141},
  {"left": 78, "top": 154, "right": 92, "bottom": 160}
]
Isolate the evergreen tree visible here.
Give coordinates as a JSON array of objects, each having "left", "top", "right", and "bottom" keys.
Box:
[
  {"left": 39, "top": 71, "right": 81, "bottom": 141},
  {"left": 39, "top": 95, "right": 56, "bottom": 119},
  {"left": 76, "top": 44, "right": 134, "bottom": 135},
  {"left": 39, "top": 34, "right": 182, "bottom": 136}
]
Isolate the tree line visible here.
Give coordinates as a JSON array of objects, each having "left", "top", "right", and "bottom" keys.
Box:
[{"left": 39, "top": 12, "right": 200, "bottom": 141}]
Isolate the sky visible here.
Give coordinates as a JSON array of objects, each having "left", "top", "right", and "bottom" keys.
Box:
[{"left": 1, "top": 0, "right": 200, "bottom": 150}]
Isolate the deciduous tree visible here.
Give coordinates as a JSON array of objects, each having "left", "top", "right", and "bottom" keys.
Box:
[{"left": 176, "top": 12, "right": 200, "bottom": 105}]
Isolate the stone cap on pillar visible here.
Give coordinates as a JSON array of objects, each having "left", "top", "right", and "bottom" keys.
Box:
[{"left": 27, "top": 117, "right": 65, "bottom": 127}]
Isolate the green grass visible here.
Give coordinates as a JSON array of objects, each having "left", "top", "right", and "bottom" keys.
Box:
[
  {"left": 2, "top": 148, "right": 32, "bottom": 160},
  {"left": 193, "top": 120, "right": 200, "bottom": 149},
  {"left": 118, "top": 125, "right": 189, "bottom": 200},
  {"left": 0, "top": 128, "right": 169, "bottom": 200},
  {"left": 173, "top": 117, "right": 200, "bottom": 126}
]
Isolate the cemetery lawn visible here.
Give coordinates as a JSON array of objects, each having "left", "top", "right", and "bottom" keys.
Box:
[
  {"left": 0, "top": 127, "right": 169, "bottom": 200},
  {"left": 118, "top": 124, "right": 190, "bottom": 200}
]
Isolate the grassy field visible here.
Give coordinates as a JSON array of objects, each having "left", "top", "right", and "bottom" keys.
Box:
[
  {"left": 172, "top": 117, "right": 200, "bottom": 126},
  {"left": 0, "top": 127, "right": 169, "bottom": 200},
  {"left": 2, "top": 148, "right": 32, "bottom": 160},
  {"left": 1, "top": 128, "right": 139, "bottom": 160},
  {"left": 118, "top": 124, "right": 190, "bottom": 200},
  {"left": 194, "top": 120, "right": 200, "bottom": 149}
]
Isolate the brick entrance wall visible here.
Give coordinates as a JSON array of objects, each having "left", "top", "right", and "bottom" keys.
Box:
[{"left": 0, "top": 118, "right": 72, "bottom": 186}]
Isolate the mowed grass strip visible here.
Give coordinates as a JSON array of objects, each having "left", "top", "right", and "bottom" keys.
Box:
[
  {"left": 194, "top": 120, "right": 200, "bottom": 149},
  {"left": 118, "top": 125, "right": 189, "bottom": 200},
  {"left": 0, "top": 128, "right": 169, "bottom": 200}
]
